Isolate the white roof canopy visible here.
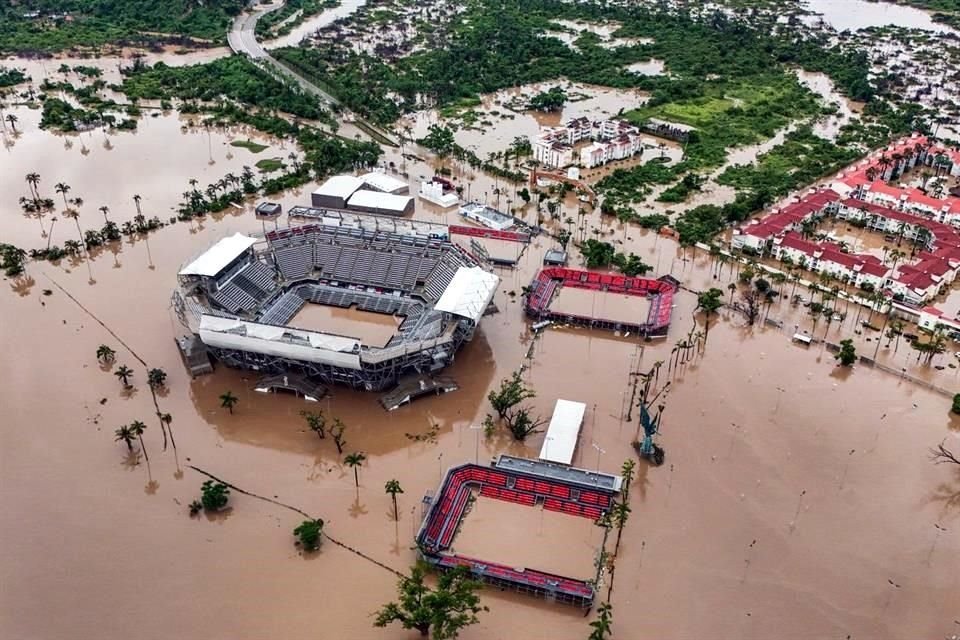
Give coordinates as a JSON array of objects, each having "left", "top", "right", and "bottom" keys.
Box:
[
  {"left": 347, "top": 189, "right": 413, "bottom": 212},
  {"left": 314, "top": 175, "right": 364, "bottom": 200},
  {"left": 361, "top": 171, "right": 408, "bottom": 193},
  {"left": 434, "top": 266, "right": 499, "bottom": 323},
  {"left": 539, "top": 399, "right": 586, "bottom": 465},
  {"left": 179, "top": 233, "right": 257, "bottom": 277}
]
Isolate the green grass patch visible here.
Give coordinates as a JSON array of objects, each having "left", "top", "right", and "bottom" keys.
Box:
[
  {"left": 255, "top": 158, "right": 285, "bottom": 172},
  {"left": 231, "top": 139, "right": 269, "bottom": 153}
]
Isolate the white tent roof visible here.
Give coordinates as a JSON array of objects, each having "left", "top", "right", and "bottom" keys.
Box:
[
  {"left": 539, "top": 399, "right": 586, "bottom": 465},
  {"left": 434, "top": 266, "right": 499, "bottom": 323},
  {"left": 347, "top": 189, "right": 413, "bottom": 212},
  {"left": 179, "top": 233, "right": 257, "bottom": 277},
  {"left": 314, "top": 175, "right": 365, "bottom": 200},
  {"left": 361, "top": 171, "right": 408, "bottom": 193}
]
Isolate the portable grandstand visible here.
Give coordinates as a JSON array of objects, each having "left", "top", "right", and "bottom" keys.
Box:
[
  {"left": 416, "top": 458, "right": 622, "bottom": 608},
  {"left": 173, "top": 219, "right": 500, "bottom": 392},
  {"left": 525, "top": 267, "right": 675, "bottom": 336}
]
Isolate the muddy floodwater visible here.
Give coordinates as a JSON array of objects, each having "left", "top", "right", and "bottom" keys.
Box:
[
  {"left": 290, "top": 303, "right": 402, "bottom": 347},
  {"left": 453, "top": 495, "right": 601, "bottom": 580},
  {"left": 803, "top": 0, "right": 959, "bottom": 33},
  {"left": 1, "top": 198, "right": 958, "bottom": 639},
  {"left": 0, "top": 106, "right": 298, "bottom": 248}
]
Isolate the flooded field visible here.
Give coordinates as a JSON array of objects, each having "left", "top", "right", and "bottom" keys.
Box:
[
  {"left": 290, "top": 303, "right": 402, "bottom": 347},
  {"left": 802, "top": 0, "right": 957, "bottom": 33},
  {"left": 550, "top": 286, "right": 652, "bottom": 325},
  {"left": 402, "top": 80, "right": 649, "bottom": 158},
  {"left": 453, "top": 495, "right": 600, "bottom": 580},
  {"left": 546, "top": 19, "right": 653, "bottom": 51},
  {"left": 0, "top": 105, "right": 298, "bottom": 248},
  {"left": 263, "top": 0, "right": 368, "bottom": 48}
]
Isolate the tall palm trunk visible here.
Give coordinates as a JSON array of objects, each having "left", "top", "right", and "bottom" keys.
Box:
[{"left": 138, "top": 435, "right": 149, "bottom": 462}]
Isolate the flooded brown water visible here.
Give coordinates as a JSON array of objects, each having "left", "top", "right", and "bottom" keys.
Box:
[
  {"left": 0, "top": 105, "right": 298, "bottom": 248},
  {"left": 453, "top": 495, "right": 601, "bottom": 580},
  {"left": 1, "top": 206, "right": 957, "bottom": 638},
  {"left": 290, "top": 303, "right": 402, "bottom": 347}
]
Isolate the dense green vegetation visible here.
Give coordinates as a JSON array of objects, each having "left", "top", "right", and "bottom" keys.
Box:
[
  {"left": 0, "top": 68, "right": 29, "bottom": 87},
  {"left": 0, "top": 0, "right": 245, "bottom": 54},
  {"left": 121, "top": 56, "right": 331, "bottom": 124},
  {"left": 273, "top": 0, "right": 873, "bottom": 128},
  {"left": 717, "top": 127, "right": 862, "bottom": 197},
  {"left": 231, "top": 139, "right": 269, "bottom": 154}
]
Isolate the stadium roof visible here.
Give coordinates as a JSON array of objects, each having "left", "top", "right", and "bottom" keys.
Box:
[
  {"left": 179, "top": 233, "right": 257, "bottom": 277},
  {"left": 313, "top": 175, "right": 365, "bottom": 200},
  {"left": 538, "top": 399, "right": 586, "bottom": 465},
  {"left": 361, "top": 171, "right": 408, "bottom": 193},
  {"left": 435, "top": 266, "right": 499, "bottom": 323},
  {"left": 347, "top": 189, "right": 413, "bottom": 212}
]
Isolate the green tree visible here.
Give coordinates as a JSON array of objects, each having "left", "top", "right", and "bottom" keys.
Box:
[
  {"left": 385, "top": 479, "right": 404, "bottom": 520},
  {"left": 487, "top": 371, "right": 535, "bottom": 421},
  {"left": 504, "top": 407, "right": 545, "bottom": 441},
  {"left": 620, "top": 459, "right": 636, "bottom": 502},
  {"left": 114, "top": 425, "right": 136, "bottom": 452},
  {"left": 588, "top": 602, "right": 613, "bottom": 640},
  {"left": 611, "top": 499, "right": 631, "bottom": 555},
  {"left": 953, "top": 394, "right": 960, "bottom": 415},
  {"left": 114, "top": 364, "right": 133, "bottom": 387},
  {"left": 581, "top": 239, "right": 617, "bottom": 268},
  {"left": 293, "top": 518, "right": 324, "bottom": 551},
  {"left": 374, "top": 564, "right": 486, "bottom": 638},
  {"left": 147, "top": 367, "right": 167, "bottom": 390},
  {"left": 129, "top": 420, "right": 148, "bottom": 461},
  {"left": 344, "top": 452, "right": 366, "bottom": 487},
  {"left": 200, "top": 480, "right": 230, "bottom": 511},
  {"left": 696, "top": 287, "right": 724, "bottom": 340},
  {"left": 835, "top": 339, "right": 857, "bottom": 366},
  {"left": 301, "top": 410, "right": 326, "bottom": 439},
  {"left": 55, "top": 182, "right": 71, "bottom": 208},
  {"left": 219, "top": 390, "right": 238, "bottom": 414},
  {"left": 96, "top": 344, "right": 116, "bottom": 362}
]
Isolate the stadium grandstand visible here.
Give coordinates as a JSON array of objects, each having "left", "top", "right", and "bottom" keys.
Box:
[
  {"left": 173, "top": 219, "right": 500, "bottom": 391},
  {"left": 416, "top": 456, "right": 622, "bottom": 607},
  {"left": 525, "top": 267, "right": 676, "bottom": 336}
]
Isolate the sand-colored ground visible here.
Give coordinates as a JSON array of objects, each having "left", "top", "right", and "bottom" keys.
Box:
[
  {"left": 452, "top": 495, "right": 600, "bottom": 580},
  {"left": 289, "top": 303, "right": 401, "bottom": 347},
  {"left": 550, "top": 285, "right": 652, "bottom": 325}
]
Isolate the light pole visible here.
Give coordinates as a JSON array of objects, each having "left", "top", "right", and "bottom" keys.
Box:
[
  {"left": 591, "top": 441, "right": 605, "bottom": 474},
  {"left": 469, "top": 424, "right": 483, "bottom": 465}
]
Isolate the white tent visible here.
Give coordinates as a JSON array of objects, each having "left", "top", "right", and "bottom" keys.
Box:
[
  {"left": 179, "top": 233, "right": 257, "bottom": 277},
  {"left": 434, "top": 267, "right": 500, "bottom": 323},
  {"left": 539, "top": 399, "right": 586, "bottom": 465}
]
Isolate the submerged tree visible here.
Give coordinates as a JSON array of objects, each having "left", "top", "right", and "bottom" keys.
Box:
[
  {"left": 487, "top": 371, "right": 535, "bottom": 421},
  {"left": 835, "top": 339, "right": 857, "bottom": 366},
  {"left": 504, "top": 406, "right": 545, "bottom": 441},
  {"left": 96, "top": 344, "right": 116, "bottom": 363},
  {"left": 588, "top": 602, "right": 613, "bottom": 640},
  {"left": 200, "top": 480, "right": 230, "bottom": 511},
  {"left": 696, "top": 287, "right": 724, "bottom": 340},
  {"left": 293, "top": 518, "right": 324, "bottom": 551},
  {"left": 374, "top": 564, "right": 486, "bottom": 638},
  {"left": 331, "top": 418, "right": 347, "bottom": 454},
  {"left": 219, "top": 390, "right": 238, "bottom": 414},
  {"left": 301, "top": 410, "right": 326, "bottom": 440},
  {"left": 114, "top": 425, "right": 136, "bottom": 452},
  {"left": 129, "top": 420, "right": 148, "bottom": 461},
  {"left": 385, "top": 479, "right": 404, "bottom": 520},
  {"left": 147, "top": 367, "right": 167, "bottom": 390},
  {"left": 114, "top": 364, "right": 134, "bottom": 387}
]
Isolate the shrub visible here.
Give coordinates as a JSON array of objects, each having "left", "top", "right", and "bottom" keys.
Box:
[{"left": 200, "top": 480, "right": 230, "bottom": 511}]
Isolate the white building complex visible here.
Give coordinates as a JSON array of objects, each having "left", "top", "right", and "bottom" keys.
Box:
[{"left": 532, "top": 117, "right": 645, "bottom": 169}]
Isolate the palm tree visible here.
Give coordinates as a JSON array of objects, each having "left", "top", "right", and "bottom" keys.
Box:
[
  {"left": 385, "top": 479, "right": 403, "bottom": 520},
  {"left": 63, "top": 209, "right": 85, "bottom": 250},
  {"left": 99, "top": 205, "right": 110, "bottom": 223},
  {"left": 114, "top": 425, "right": 136, "bottom": 452},
  {"left": 588, "top": 602, "right": 613, "bottom": 640},
  {"left": 132, "top": 194, "right": 141, "bottom": 216},
  {"left": 147, "top": 367, "right": 167, "bottom": 390},
  {"left": 727, "top": 282, "right": 737, "bottom": 303},
  {"left": 219, "top": 390, "right": 238, "bottom": 414},
  {"left": 344, "top": 452, "right": 366, "bottom": 487},
  {"left": 55, "top": 182, "right": 71, "bottom": 208},
  {"left": 96, "top": 344, "right": 116, "bottom": 362},
  {"left": 114, "top": 364, "right": 133, "bottom": 387},
  {"left": 25, "top": 172, "right": 40, "bottom": 201},
  {"left": 129, "top": 420, "right": 148, "bottom": 461},
  {"left": 5, "top": 113, "right": 18, "bottom": 132}
]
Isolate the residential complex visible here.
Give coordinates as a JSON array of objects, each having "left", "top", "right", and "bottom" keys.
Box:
[
  {"left": 532, "top": 117, "right": 645, "bottom": 169},
  {"left": 731, "top": 134, "right": 960, "bottom": 332}
]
